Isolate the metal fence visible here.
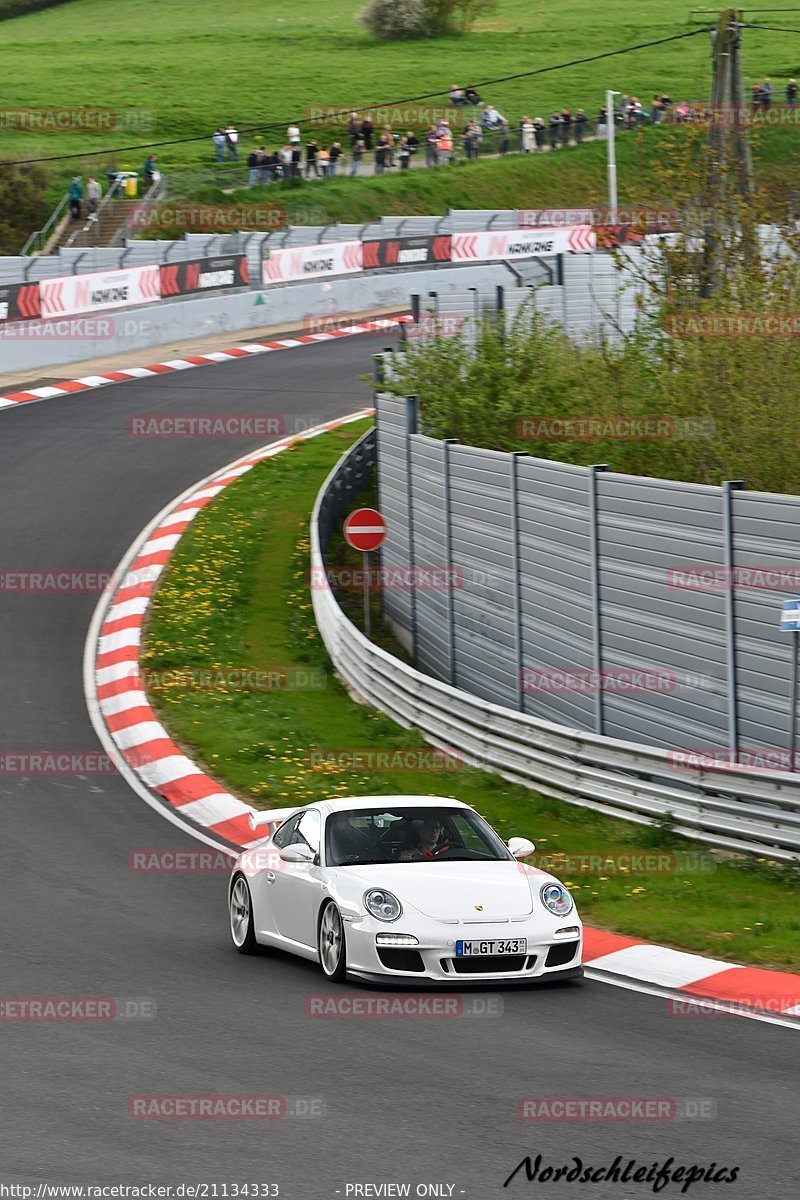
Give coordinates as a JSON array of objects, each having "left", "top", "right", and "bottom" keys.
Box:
[
  {"left": 375, "top": 389, "right": 800, "bottom": 768},
  {"left": 312, "top": 429, "right": 800, "bottom": 860}
]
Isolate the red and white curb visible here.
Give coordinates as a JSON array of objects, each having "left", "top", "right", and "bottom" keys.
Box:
[
  {"left": 0, "top": 317, "right": 409, "bottom": 412},
  {"left": 84, "top": 410, "right": 800, "bottom": 1025},
  {"left": 581, "top": 929, "right": 800, "bottom": 1025},
  {"left": 85, "top": 409, "right": 374, "bottom": 849}
]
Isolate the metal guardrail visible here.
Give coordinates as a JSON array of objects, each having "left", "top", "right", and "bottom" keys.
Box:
[{"left": 311, "top": 429, "right": 800, "bottom": 861}]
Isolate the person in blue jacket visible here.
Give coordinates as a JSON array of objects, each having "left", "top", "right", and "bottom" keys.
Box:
[{"left": 68, "top": 177, "right": 83, "bottom": 220}]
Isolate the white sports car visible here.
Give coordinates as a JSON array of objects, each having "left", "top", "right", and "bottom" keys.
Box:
[{"left": 228, "top": 795, "right": 583, "bottom": 985}]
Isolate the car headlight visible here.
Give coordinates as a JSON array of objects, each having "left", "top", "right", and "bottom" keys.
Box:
[
  {"left": 540, "top": 882, "right": 574, "bottom": 917},
  {"left": 364, "top": 889, "right": 402, "bottom": 922}
]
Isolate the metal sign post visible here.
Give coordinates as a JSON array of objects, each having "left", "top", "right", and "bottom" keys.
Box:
[
  {"left": 779, "top": 598, "right": 800, "bottom": 771},
  {"left": 344, "top": 508, "right": 388, "bottom": 641},
  {"left": 606, "top": 89, "right": 620, "bottom": 224}
]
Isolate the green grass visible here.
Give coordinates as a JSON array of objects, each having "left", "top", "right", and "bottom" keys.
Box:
[
  {"left": 4, "top": 0, "right": 800, "bottom": 180},
  {"left": 141, "top": 420, "right": 800, "bottom": 971}
]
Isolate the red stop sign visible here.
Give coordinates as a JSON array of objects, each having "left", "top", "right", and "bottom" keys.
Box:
[{"left": 344, "top": 508, "right": 387, "bottom": 552}]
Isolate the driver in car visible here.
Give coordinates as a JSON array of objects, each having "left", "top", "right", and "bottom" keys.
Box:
[{"left": 399, "top": 818, "right": 449, "bottom": 861}]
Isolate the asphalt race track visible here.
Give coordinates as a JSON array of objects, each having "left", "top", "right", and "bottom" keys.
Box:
[{"left": 0, "top": 337, "right": 797, "bottom": 1199}]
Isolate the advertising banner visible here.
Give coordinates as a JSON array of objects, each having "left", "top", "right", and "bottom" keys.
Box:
[
  {"left": 40, "top": 265, "right": 161, "bottom": 318},
  {"left": 0, "top": 282, "right": 41, "bottom": 324},
  {"left": 362, "top": 235, "right": 452, "bottom": 270},
  {"left": 451, "top": 227, "right": 596, "bottom": 261},
  {"left": 160, "top": 255, "right": 249, "bottom": 297},
  {"left": 262, "top": 241, "right": 362, "bottom": 284}
]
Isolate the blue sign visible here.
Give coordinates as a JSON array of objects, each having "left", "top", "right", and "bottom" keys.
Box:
[{"left": 780, "top": 598, "right": 800, "bottom": 631}]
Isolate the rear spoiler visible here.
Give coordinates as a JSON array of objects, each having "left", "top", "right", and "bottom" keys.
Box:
[{"left": 248, "top": 806, "right": 298, "bottom": 833}]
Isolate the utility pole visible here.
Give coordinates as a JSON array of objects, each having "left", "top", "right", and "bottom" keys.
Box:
[
  {"left": 702, "top": 9, "right": 754, "bottom": 294},
  {"left": 709, "top": 9, "right": 753, "bottom": 197}
]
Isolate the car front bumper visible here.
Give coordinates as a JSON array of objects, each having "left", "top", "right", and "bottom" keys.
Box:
[{"left": 343, "top": 913, "right": 583, "bottom": 985}]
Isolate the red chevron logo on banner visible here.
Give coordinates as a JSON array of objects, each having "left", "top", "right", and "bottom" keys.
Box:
[
  {"left": 567, "top": 226, "right": 596, "bottom": 253},
  {"left": 343, "top": 244, "right": 362, "bottom": 269},
  {"left": 17, "top": 284, "right": 41, "bottom": 319},
  {"left": 362, "top": 242, "right": 380, "bottom": 269},
  {"left": 140, "top": 267, "right": 160, "bottom": 299},
  {"left": 433, "top": 236, "right": 452, "bottom": 262},
  {"left": 159, "top": 265, "right": 179, "bottom": 296}
]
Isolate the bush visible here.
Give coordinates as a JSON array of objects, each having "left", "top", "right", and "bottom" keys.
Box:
[
  {"left": 357, "top": 0, "right": 493, "bottom": 40},
  {"left": 0, "top": 0, "right": 74, "bottom": 19},
  {"left": 0, "top": 162, "right": 51, "bottom": 254},
  {"left": 358, "top": 0, "right": 429, "bottom": 41}
]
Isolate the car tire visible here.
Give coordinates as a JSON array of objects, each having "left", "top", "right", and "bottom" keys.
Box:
[
  {"left": 318, "top": 901, "right": 347, "bottom": 982},
  {"left": 229, "top": 874, "right": 259, "bottom": 955}
]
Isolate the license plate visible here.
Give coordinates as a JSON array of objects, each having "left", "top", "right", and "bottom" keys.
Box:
[{"left": 455, "top": 938, "right": 527, "bottom": 957}]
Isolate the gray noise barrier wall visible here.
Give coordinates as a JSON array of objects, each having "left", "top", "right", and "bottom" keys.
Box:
[{"left": 376, "top": 393, "right": 800, "bottom": 763}]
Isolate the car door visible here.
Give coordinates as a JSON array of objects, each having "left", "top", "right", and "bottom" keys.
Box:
[
  {"left": 249, "top": 814, "right": 302, "bottom": 940},
  {"left": 270, "top": 809, "right": 322, "bottom": 948}
]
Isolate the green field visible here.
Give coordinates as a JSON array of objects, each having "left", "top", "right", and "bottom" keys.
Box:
[
  {"left": 141, "top": 422, "right": 800, "bottom": 970},
  {"left": 3, "top": 0, "right": 800, "bottom": 182}
]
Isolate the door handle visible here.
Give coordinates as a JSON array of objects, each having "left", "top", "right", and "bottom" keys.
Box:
[{"left": 266, "top": 872, "right": 276, "bottom": 883}]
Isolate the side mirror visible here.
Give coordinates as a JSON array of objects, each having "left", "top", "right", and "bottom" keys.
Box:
[
  {"left": 508, "top": 837, "right": 535, "bottom": 859},
  {"left": 279, "top": 844, "right": 316, "bottom": 864}
]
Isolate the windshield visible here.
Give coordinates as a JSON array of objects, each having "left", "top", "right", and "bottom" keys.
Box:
[{"left": 324, "top": 806, "right": 511, "bottom": 867}]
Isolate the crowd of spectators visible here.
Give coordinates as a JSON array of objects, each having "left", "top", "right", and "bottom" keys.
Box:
[{"left": 212, "top": 77, "right": 800, "bottom": 186}]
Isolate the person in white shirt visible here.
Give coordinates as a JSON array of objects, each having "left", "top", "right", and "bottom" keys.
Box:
[
  {"left": 225, "top": 122, "right": 239, "bottom": 160},
  {"left": 287, "top": 124, "right": 301, "bottom": 145},
  {"left": 86, "top": 176, "right": 102, "bottom": 218}
]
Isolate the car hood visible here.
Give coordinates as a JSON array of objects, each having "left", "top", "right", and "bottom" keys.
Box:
[{"left": 338, "top": 860, "right": 541, "bottom": 920}]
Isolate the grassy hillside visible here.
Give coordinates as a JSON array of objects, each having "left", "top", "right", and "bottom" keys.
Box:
[{"left": 2, "top": 0, "right": 799, "bottom": 178}]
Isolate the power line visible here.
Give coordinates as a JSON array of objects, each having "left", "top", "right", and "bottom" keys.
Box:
[
  {"left": 0, "top": 26, "right": 713, "bottom": 169},
  {"left": 740, "top": 20, "right": 800, "bottom": 30}
]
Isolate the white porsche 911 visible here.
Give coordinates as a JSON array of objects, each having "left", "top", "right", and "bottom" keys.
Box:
[{"left": 228, "top": 795, "right": 583, "bottom": 985}]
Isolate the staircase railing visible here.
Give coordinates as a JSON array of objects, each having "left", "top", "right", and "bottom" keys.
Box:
[
  {"left": 109, "top": 173, "right": 168, "bottom": 247},
  {"left": 20, "top": 191, "right": 69, "bottom": 256},
  {"left": 63, "top": 176, "right": 127, "bottom": 249}
]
